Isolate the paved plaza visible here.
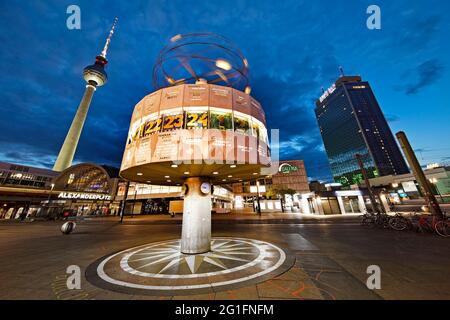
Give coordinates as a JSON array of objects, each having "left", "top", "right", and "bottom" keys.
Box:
[{"left": 0, "top": 216, "right": 449, "bottom": 300}]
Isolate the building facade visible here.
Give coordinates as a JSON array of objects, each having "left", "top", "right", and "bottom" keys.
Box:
[
  {"left": 315, "top": 76, "right": 409, "bottom": 186},
  {"left": 0, "top": 162, "right": 121, "bottom": 219},
  {"left": 232, "top": 160, "right": 310, "bottom": 212},
  {"left": 1, "top": 159, "right": 374, "bottom": 219},
  {"left": 0, "top": 161, "right": 57, "bottom": 189},
  {"left": 368, "top": 165, "right": 450, "bottom": 203},
  {"left": 115, "top": 182, "right": 234, "bottom": 215},
  {"left": 0, "top": 162, "right": 58, "bottom": 219}
]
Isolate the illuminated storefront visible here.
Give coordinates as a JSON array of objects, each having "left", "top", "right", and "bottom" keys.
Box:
[
  {"left": 46, "top": 163, "right": 121, "bottom": 218},
  {"left": 115, "top": 182, "right": 234, "bottom": 215},
  {"left": 232, "top": 160, "right": 310, "bottom": 213}
]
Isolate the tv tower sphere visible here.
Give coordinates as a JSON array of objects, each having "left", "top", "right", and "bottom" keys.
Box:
[{"left": 83, "top": 55, "right": 108, "bottom": 86}]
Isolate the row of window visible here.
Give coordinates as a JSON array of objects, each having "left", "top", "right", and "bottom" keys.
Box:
[
  {"left": 0, "top": 178, "right": 47, "bottom": 188},
  {"left": 0, "top": 171, "right": 53, "bottom": 183}
]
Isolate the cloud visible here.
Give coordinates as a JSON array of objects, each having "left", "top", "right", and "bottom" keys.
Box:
[
  {"left": 402, "top": 59, "right": 444, "bottom": 95},
  {"left": 385, "top": 114, "right": 400, "bottom": 123},
  {"left": 0, "top": 143, "right": 56, "bottom": 169}
]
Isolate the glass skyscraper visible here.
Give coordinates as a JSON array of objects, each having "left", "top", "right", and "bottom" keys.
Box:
[{"left": 315, "top": 76, "right": 409, "bottom": 186}]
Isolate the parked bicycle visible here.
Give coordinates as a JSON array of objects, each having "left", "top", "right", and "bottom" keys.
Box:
[
  {"left": 362, "top": 209, "right": 449, "bottom": 237},
  {"left": 413, "top": 211, "right": 449, "bottom": 237},
  {"left": 361, "top": 212, "right": 390, "bottom": 229},
  {"left": 388, "top": 212, "right": 411, "bottom": 231},
  {"left": 435, "top": 214, "right": 450, "bottom": 237}
]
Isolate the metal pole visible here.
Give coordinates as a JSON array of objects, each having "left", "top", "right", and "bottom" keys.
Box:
[
  {"left": 256, "top": 180, "right": 261, "bottom": 216},
  {"left": 355, "top": 154, "right": 381, "bottom": 214},
  {"left": 396, "top": 131, "right": 442, "bottom": 216},
  {"left": 119, "top": 181, "right": 130, "bottom": 223},
  {"left": 46, "top": 183, "right": 55, "bottom": 218},
  {"left": 131, "top": 188, "right": 138, "bottom": 218}
]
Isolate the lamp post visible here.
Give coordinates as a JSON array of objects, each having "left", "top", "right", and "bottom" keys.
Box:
[
  {"left": 355, "top": 154, "right": 381, "bottom": 213},
  {"left": 46, "top": 183, "right": 55, "bottom": 218},
  {"left": 119, "top": 180, "right": 130, "bottom": 223},
  {"left": 131, "top": 186, "right": 138, "bottom": 218},
  {"left": 396, "top": 131, "right": 442, "bottom": 216},
  {"left": 256, "top": 180, "right": 262, "bottom": 216}
]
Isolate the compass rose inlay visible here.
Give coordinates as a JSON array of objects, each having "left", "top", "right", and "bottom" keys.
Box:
[{"left": 87, "top": 237, "right": 293, "bottom": 295}]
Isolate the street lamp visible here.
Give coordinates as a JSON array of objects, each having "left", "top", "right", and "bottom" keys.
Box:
[
  {"left": 46, "top": 183, "right": 55, "bottom": 217},
  {"left": 256, "top": 180, "right": 262, "bottom": 216},
  {"left": 429, "top": 178, "right": 444, "bottom": 203}
]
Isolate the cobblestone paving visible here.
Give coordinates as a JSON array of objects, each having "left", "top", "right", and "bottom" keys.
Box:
[{"left": 0, "top": 220, "right": 449, "bottom": 300}]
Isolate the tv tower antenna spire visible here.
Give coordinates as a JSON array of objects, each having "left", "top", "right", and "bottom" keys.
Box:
[{"left": 101, "top": 17, "right": 118, "bottom": 59}]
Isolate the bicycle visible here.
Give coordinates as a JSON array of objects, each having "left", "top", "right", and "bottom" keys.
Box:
[
  {"left": 361, "top": 211, "right": 376, "bottom": 228},
  {"left": 374, "top": 212, "right": 390, "bottom": 229},
  {"left": 413, "top": 211, "right": 449, "bottom": 237},
  {"left": 361, "top": 211, "right": 390, "bottom": 229},
  {"left": 434, "top": 212, "right": 449, "bottom": 237},
  {"left": 388, "top": 212, "right": 411, "bottom": 231}
]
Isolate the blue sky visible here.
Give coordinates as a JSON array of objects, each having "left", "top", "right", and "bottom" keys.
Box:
[{"left": 0, "top": 0, "right": 449, "bottom": 181}]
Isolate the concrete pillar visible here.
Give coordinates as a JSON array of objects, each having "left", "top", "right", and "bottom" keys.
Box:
[
  {"left": 337, "top": 196, "right": 346, "bottom": 214},
  {"left": 301, "top": 195, "right": 311, "bottom": 214},
  {"left": 181, "top": 177, "right": 212, "bottom": 254},
  {"left": 379, "top": 193, "right": 391, "bottom": 213},
  {"left": 396, "top": 131, "right": 442, "bottom": 215},
  {"left": 314, "top": 196, "right": 325, "bottom": 215},
  {"left": 53, "top": 84, "right": 96, "bottom": 172},
  {"left": 357, "top": 195, "right": 366, "bottom": 213}
]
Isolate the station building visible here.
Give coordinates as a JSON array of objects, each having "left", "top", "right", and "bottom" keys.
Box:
[
  {"left": 1, "top": 159, "right": 373, "bottom": 219},
  {"left": 0, "top": 162, "right": 121, "bottom": 219}
]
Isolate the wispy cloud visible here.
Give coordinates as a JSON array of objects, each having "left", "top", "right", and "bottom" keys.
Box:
[{"left": 402, "top": 59, "right": 444, "bottom": 95}]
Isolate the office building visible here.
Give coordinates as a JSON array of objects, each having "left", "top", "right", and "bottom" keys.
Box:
[{"left": 315, "top": 75, "right": 409, "bottom": 186}]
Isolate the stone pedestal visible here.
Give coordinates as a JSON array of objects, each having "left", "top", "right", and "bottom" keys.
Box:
[{"left": 180, "top": 177, "right": 212, "bottom": 254}]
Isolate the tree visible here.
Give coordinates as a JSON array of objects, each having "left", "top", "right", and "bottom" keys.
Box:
[{"left": 266, "top": 186, "right": 297, "bottom": 213}]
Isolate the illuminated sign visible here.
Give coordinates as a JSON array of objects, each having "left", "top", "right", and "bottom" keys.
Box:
[
  {"left": 401, "top": 181, "right": 419, "bottom": 193},
  {"left": 58, "top": 192, "right": 112, "bottom": 201},
  {"left": 278, "top": 163, "right": 299, "bottom": 174},
  {"left": 319, "top": 84, "right": 336, "bottom": 103},
  {"left": 426, "top": 163, "right": 440, "bottom": 169},
  {"left": 186, "top": 112, "right": 208, "bottom": 129}
]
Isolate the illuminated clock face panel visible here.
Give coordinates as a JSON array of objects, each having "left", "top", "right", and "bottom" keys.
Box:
[
  {"left": 200, "top": 182, "right": 211, "bottom": 195},
  {"left": 120, "top": 83, "right": 271, "bottom": 185}
]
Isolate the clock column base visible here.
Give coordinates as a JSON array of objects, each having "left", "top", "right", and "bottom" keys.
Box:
[{"left": 180, "top": 177, "right": 212, "bottom": 254}]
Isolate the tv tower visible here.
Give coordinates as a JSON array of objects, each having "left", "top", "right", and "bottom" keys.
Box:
[{"left": 53, "top": 17, "right": 118, "bottom": 172}]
